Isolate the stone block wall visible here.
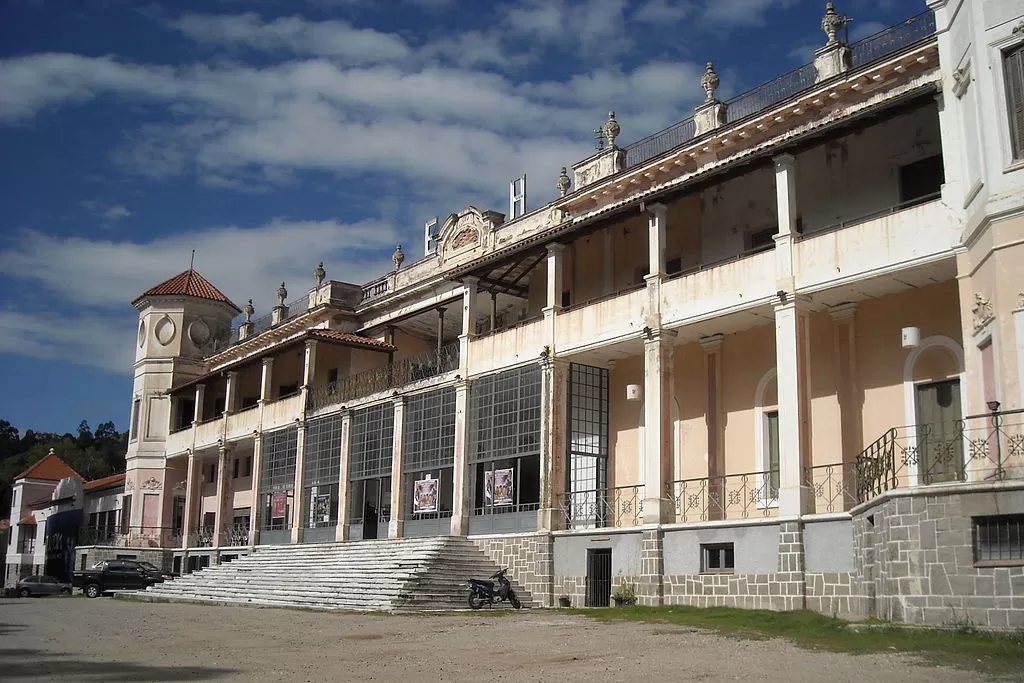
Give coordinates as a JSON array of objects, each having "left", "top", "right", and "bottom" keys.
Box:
[
  {"left": 473, "top": 532, "right": 554, "bottom": 607},
  {"left": 805, "top": 572, "right": 869, "bottom": 619},
  {"left": 853, "top": 483, "right": 1024, "bottom": 629},
  {"left": 75, "top": 546, "right": 173, "bottom": 573}
]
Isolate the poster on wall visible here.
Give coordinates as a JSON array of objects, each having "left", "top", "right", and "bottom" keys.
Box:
[
  {"left": 313, "top": 494, "right": 332, "bottom": 524},
  {"left": 413, "top": 476, "right": 438, "bottom": 514},
  {"left": 271, "top": 491, "right": 287, "bottom": 519},
  {"left": 485, "top": 468, "right": 514, "bottom": 506}
]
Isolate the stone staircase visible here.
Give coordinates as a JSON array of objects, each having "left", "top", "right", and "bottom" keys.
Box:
[{"left": 123, "top": 536, "right": 532, "bottom": 612}]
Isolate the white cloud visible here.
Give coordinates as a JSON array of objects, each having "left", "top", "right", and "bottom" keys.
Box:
[
  {"left": 699, "top": 0, "right": 799, "bottom": 28},
  {"left": 0, "top": 309, "right": 136, "bottom": 373},
  {"left": 633, "top": 0, "right": 695, "bottom": 25},
  {"left": 81, "top": 200, "right": 131, "bottom": 220}
]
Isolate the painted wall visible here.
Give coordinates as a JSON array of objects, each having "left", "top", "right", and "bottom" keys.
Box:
[
  {"left": 804, "top": 518, "right": 855, "bottom": 572},
  {"left": 553, "top": 531, "right": 642, "bottom": 576}
]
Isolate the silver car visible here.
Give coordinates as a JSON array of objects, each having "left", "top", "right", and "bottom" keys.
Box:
[{"left": 16, "top": 575, "right": 73, "bottom": 597}]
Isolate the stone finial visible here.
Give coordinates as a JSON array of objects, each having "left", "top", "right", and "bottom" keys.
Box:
[
  {"left": 314, "top": 262, "right": 326, "bottom": 287},
  {"left": 556, "top": 167, "right": 571, "bottom": 197},
  {"left": 602, "top": 111, "right": 621, "bottom": 149},
  {"left": 244, "top": 299, "right": 254, "bottom": 322},
  {"left": 821, "top": 2, "right": 851, "bottom": 45},
  {"left": 392, "top": 244, "right": 405, "bottom": 270},
  {"left": 277, "top": 282, "right": 287, "bottom": 307},
  {"left": 700, "top": 62, "right": 720, "bottom": 102}
]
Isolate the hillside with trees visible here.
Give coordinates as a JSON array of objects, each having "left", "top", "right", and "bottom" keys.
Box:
[{"left": 0, "top": 419, "right": 127, "bottom": 518}]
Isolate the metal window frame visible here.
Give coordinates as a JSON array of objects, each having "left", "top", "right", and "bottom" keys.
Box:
[
  {"left": 974, "top": 514, "right": 1024, "bottom": 564},
  {"left": 304, "top": 414, "right": 343, "bottom": 487},
  {"left": 469, "top": 364, "right": 542, "bottom": 463},
  {"left": 403, "top": 387, "right": 457, "bottom": 472},
  {"left": 259, "top": 426, "right": 298, "bottom": 493},
  {"left": 349, "top": 402, "right": 395, "bottom": 480}
]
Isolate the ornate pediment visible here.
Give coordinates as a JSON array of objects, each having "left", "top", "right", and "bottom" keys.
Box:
[{"left": 436, "top": 206, "right": 504, "bottom": 266}]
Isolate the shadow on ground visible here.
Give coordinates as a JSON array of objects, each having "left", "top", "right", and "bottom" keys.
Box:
[{"left": 0, "top": 648, "right": 237, "bottom": 681}]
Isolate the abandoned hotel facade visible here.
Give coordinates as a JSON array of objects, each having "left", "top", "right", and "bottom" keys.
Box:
[{"left": 83, "top": 2, "right": 1024, "bottom": 626}]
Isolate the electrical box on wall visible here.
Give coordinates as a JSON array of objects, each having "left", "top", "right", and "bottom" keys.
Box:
[
  {"left": 901, "top": 326, "right": 920, "bottom": 349},
  {"left": 626, "top": 384, "right": 642, "bottom": 401}
]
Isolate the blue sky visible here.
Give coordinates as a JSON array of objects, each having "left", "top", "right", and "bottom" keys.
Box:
[{"left": 0, "top": 0, "right": 919, "bottom": 435}]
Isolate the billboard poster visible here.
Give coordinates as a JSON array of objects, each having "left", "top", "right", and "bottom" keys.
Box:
[
  {"left": 271, "top": 491, "right": 288, "bottom": 519},
  {"left": 413, "top": 476, "right": 438, "bottom": 514},
  {"left": 485, "top": 468, "right": 514, "bottom": 507},
  {"left": 44, "top": 509, "right": 83, "bottom": 582}
]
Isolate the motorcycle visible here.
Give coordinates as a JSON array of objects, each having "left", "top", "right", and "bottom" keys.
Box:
[{"left": 467, "top": 567, "right": 522, "bottom": 609}]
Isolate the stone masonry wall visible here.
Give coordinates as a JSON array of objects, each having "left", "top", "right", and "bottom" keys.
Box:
[
  {"left": 473, "top": 532, "right": 554, "bottom": 607},
  {"left": 854, "top": 484, "right": 1024, "bottom": 629},
  {"left": 75, "top": 546, "right": 173, "bottom": 573}
]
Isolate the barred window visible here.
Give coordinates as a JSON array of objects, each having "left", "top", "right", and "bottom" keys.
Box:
[
  {"left": 1005, "top": 44, "right": 1024, "bottom": 160},
  {"left": 974, "top": 515, "right": 1024, "bottom": 565},
  {"left": 260, "top": 426, "right": 298, "bottom": 492},
  {"left": 403, "top": 387, "right": 456, "bottom": 472},
  {"left": 469, "top": 364, "right": 542, "bottom": 463},
  {"left": 304, "top": 414, "right": 343, "bottom": 486},
  {"left": 349, "top": 402, "right": 395, "bottom": 479}
]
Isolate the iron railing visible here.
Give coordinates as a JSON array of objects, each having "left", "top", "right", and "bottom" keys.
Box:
[
  {"left": 667, "top": 471, "right": 778, "bottom": 522},
  {"left": 623, "top": 11, "right": 935, "bottom": 168},
  {"left": 804, "top": 462, "right": 859, "bottom": 513},
  {"left": 559, "top": 485, "right": 645, "bottom": 529},
  {"left": 222, "top": 524, "right": 250, "bottom": 547},
  {"left": 307, "top": 343, "right": 460, "bottom": 411},
  {"left": 855, "top": 409, "right": 1024, "bottom": 502}
]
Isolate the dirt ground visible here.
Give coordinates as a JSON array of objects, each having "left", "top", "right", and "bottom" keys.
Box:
[{"left": 0, "top": 596, "right": 998, "bottom": 683}]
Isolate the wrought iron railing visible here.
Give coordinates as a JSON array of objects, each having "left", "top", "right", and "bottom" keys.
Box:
[
  {"left": 623, "top": 12, "right": 935, "bottom": 168},
  {"left": 558, "top": 485, "right": 645, "bottom": 529},
  {"left": 667, "top": 470, "right": 778, "bottom": 523},
  {"left": 193, "top": 525, "right": 215, "bottom": 548},
  {"left": 855, "top": 409, "right": 1024, "bottom": 502},
  {"left": 804, "top": 462, "right": 858, "bottom": 513},
  {"left": 222, "top": 524, "right": 250, "bottom": 547},
  {"left": 307, "top": 343, "right": 460, "bottom": 411},
  {"left": 79, "top": 526, "right": 181, "bottom": 548}
]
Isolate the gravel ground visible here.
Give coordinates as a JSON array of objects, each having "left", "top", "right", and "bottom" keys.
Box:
[{"left": 0, "top": 596, "right": 995, "bottom": 683}]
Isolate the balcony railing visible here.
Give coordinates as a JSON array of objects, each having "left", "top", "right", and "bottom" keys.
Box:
[
  {"left": 307, "top": 343, "right": 460, "bottom": 411},
  {"left": 361, "top": 277, "right": 389, "bottom": 303},
  {"left": 856, "top": 409, "right": 1024, "bottom": 502},
  {"left": 623, "top": 11, "right": 935, "bottom": 168},
  {"left": 668, "top": 471, "right": 778, "bottom": 523},
  {"left": 804, "top": 462, "right": 858, "bottom": 513},
  {"left": 558, "top": 485, "right": 645, "bottom": 529},
  {"left": 77, "top": 526, "right": 182, "bottom": 548}
]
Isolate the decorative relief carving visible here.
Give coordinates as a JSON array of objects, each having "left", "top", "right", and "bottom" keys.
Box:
[
  {"left": 452, "top": 229, "right": 478, "bottom": 249},
  {"left": 435, "top": 205, "right": 502, "bottom": 266},
  {"left": 141, "top": 476, "right": 162, "bottom": 490},
  {"left": 153, "top": 314, "right": 176, "bottom": 346},
  {"left": 1017, "top": 291, "right": 1024, "bottom": 310},
  {"left": 125, "top": 480, "right": 134, "bottom": 492},
  {"left": 972, "top": 293, "right": 994, "bottom": 331},
  {"left": 951, "top": 62, "right": 971, "bottom": 99}
]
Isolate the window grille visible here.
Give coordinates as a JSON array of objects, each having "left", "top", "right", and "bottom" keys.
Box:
[
  {"left": 349, "top": 402, "right": 395, "bottom": 479},
  {"left": 469, "top": 364, "right": 542, "bottom": 463},
  {"left": 974, "top": 515, "right": 1024, "bottom": 564},
  {"left": 304, "top": 414, "right": 343, "bottom": 486},
  {"left": 403, "top": 387, "right": 456, "bottom": 472},
  {"left": 567, "top": 364, "right": 609, "bottom": 526},
  {"left": 260, "top": 426, "right": 298, "bottom": 492}
]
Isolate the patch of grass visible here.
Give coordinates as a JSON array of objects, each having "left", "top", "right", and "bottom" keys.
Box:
[{"left": 571, "top": 606, "right": 1024, "bottom": 677}]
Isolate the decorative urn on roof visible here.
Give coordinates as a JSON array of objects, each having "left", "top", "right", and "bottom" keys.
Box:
[
  {"left": 243, "top": 299, "right": 254, "bottom": 323},
  {"left": 700, "top": 62, "right": 720, "bottom": 102},
  {"left": 602, "top": 111, "right": 620, "bottom": 149},
  {"left": 556, "top": 167, "right": 571, "bottom": 197},
  {"left": 821, "top": 2, "right": 851, "bottom": 45},
  {"left": 392, "top": 244, "right": 405, "bottom": 270},
  {"left": 314, "top": 262, "right": 326, "bottom": 287},
  {"left": 277, "top": 282, "right": 287, "bottom": 307}
]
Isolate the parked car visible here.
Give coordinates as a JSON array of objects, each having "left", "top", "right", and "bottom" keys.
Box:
[
  {"left": 72, "top": 559, "right": 168, "bottom": 598},
  {"left": 16, "top": 575, "right": 73, "bottom": 597}
]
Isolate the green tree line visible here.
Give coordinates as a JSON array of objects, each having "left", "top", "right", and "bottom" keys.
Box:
[{"left": 0, "top": 419, "right": 127, "bottom": 518}]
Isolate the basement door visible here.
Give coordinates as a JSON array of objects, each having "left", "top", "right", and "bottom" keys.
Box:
[
  {"left": 915, "top": 378, "right": 962, "bottom": 484},
  {"left": 585, "top": 548, "right": 612, "bottom": 607}
]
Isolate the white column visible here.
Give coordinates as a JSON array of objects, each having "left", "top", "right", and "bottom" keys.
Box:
[
  {"left": 193, "top": 384, "right": 206, "bottom": 425},
  {"left": 300, "top": 340, "right": 318, "bottom": 414},
  {"left": 335, "top": 411, "right": 351, "bottom": 542},
  {"left": 545, "top": 243, "right": 565, "bottom": 311},
  {"left": 225, "top": 371, "right": 240, "bottom": 415},
  {"left": 259, "top": 358, "right": 274, "bottom": 403},
  {"left": 213, "top": 445, "right": 229, "bottom": 546},
  {"left": 774, "top": 153, "right": 797, "bottom": 289},
  {"left": 538, "top": 357, "right": 568, "bottom": 531},
  {"left": 182, "top": 450, "right": 199, "bottom": 548},
  {"left": 290, "top": 421, "right": 308, "bottom": 543},
  {"left": 460, "top": 277, "right": 478, "bottom": 374},
  {"left": 248, "top": 433, "right": 262, "bottom": 548},
  {"left": 388, "top": 397, "right": 406, "bottom": 539},
  {"left": 450, "top": 380, "right": 470, "bottom": 536},
  {"left": 1015, "top": 298, "right": 1024, "bottom": 410},
  {"left": 775, "top": 299, "right": 812, "bottom": 516},
  {"left": 436, "top": 307, "right": 446, "bottom": 355},
  {"left": 646, "top": 202, "right": 668, "bottom": 278},
  {"left": 643, "top": 330, "right": 676, "bottom": 524}
]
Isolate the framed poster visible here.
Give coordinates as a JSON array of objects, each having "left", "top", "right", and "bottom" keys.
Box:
[
  {"left": 413, "top": 477, "right": 439, "bottom": 514},
  {"left": 493, "top": 467, "right": 514, "bottom": 506},
  {"left": 271, "top": 491, "right": 287, "bottom": 519}
]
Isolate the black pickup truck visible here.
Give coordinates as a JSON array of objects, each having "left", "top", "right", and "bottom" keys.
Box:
[{"left": 72, "top": 559, "right": 168, "bottom": 598}]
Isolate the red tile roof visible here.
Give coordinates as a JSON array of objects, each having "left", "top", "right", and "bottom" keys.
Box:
[
  {"left": 84, "top": 473, "right": 126, "bottom": 492},
  {"left": 308, "top": 329, "right": 396, "bottom": 351},
  {"left": 15, "top": 451, "right": 82, "bottom": 482},
  {"left": 18, "top": 514, "right": 37, "bottom": 526},
  {"left": 132, "top": 269, "right": 240, "bottom": 312}
]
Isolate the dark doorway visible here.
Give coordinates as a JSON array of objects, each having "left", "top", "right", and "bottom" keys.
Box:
[
  {"left": 585, "top": 548, "right": 612, "bottom": 607},
  {"left": 915, "top": 378, "right": 963, "bottom": 483}
]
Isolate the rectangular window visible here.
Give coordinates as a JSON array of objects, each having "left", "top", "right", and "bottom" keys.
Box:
[
  {"left": 1004, "top": 44, "right": 1024, "bottom": 161},
  {"left": 349, "top": 403, "right": 395, "bottom": 479},
  {"left": 120, "top": 495, "right": 132, "bottom": 534},
  {"left": 303, "top": 414, "right": 344, "bottom": 528},
  {"left": 232, "top": 458, "right": 240, "bottom": 479},
  {"left": 328, "top": 368, "right": 339, "bottom": 384},
  {"left": 898, "top": 154, "right": 944, "bottom": 205},
  {"left": 748, "top": 227, "right": 776, "bottom": 251},
  {"left": 764, "top": 410, "right": 780, "bottom": 501},
  {"left": 561, "top": 290, "right": 571, "bottom": 308},
  {"left": 244, "top": 456, "right": 253, "bottom": 478},
  {"left": 278, "top": 383, "right": 299, "bottom": 399},
  {"left": 701, "top": 543, "right": 735, "bottom": 573},
  {"left": 666, "top": 256, "right": 682, "bottom": 276},
  {"left": 259, "top": 426, "right": 299, "bottom": 492},
  {"left": 129, "top": 398, "right": 141, "bottom": 441},
  {"left": 974, "top": 515, "right": 1024, "bottom": 565}
]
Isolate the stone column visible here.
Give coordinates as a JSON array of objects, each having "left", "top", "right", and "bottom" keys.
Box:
[
  {"left": 777, "top": 520, "right": 807, "bottom": 610},
  {"left": 259, "top": 358, "right": 274, "bottom": 403},
  {"left": 538, "top": 356, "right": 569, "bottom": 531},
  {"left": 182, "top": 449, "right": 200, "bottom": 549},
  {"left": 639, "top": 528, "right": 665, "bottom": 606},
  {"left": 336, "top": 410, "right": 351, "bottom": 542},
  {"left": 643, "top": 330, "right": 676, "bottom": 524},
  {"left": 450, "top": 380, "right": 471, "bottom": 536},
  {"left": 775, "top": 298, "right": 813, "bottom": 517},
  {"left": 193, "top": 384, "right": 206, "bottom": 425},
  {"left": 545, "top": 243, "right": 565, "bottom": 311},
  {"left": 460, "top": 277, "right": 478, "bottom": 373},
  {"left": 290, "top": 421, "right": 308, "bottom": 544},
  {"left": 388, "top": 396, "right": 407, "bottom": 539},
  {"left": 646, "top": 202, "right": 668, "bottom": 278},
  {"left": 299, "top": 340, "right": 318, "bottom": 411},
  {"left": 225, "top": 371, "right": 240, "bottom": 415},
  {"left": 248, "top": 433, "right": 262, "bottom": 548},
  {"left": 700, "top": 334, "right": 725, "bottom": 520},
  {"left": 213, "top": 445, "right": 229, "bottom": 546},
  {"left": 831, "top": 303, "right": 861, "bottom": 510}
]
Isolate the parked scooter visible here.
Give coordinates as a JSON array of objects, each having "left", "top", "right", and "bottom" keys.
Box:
[{"left": 467, "top": 567, "right": 522, "bottom": 609}]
